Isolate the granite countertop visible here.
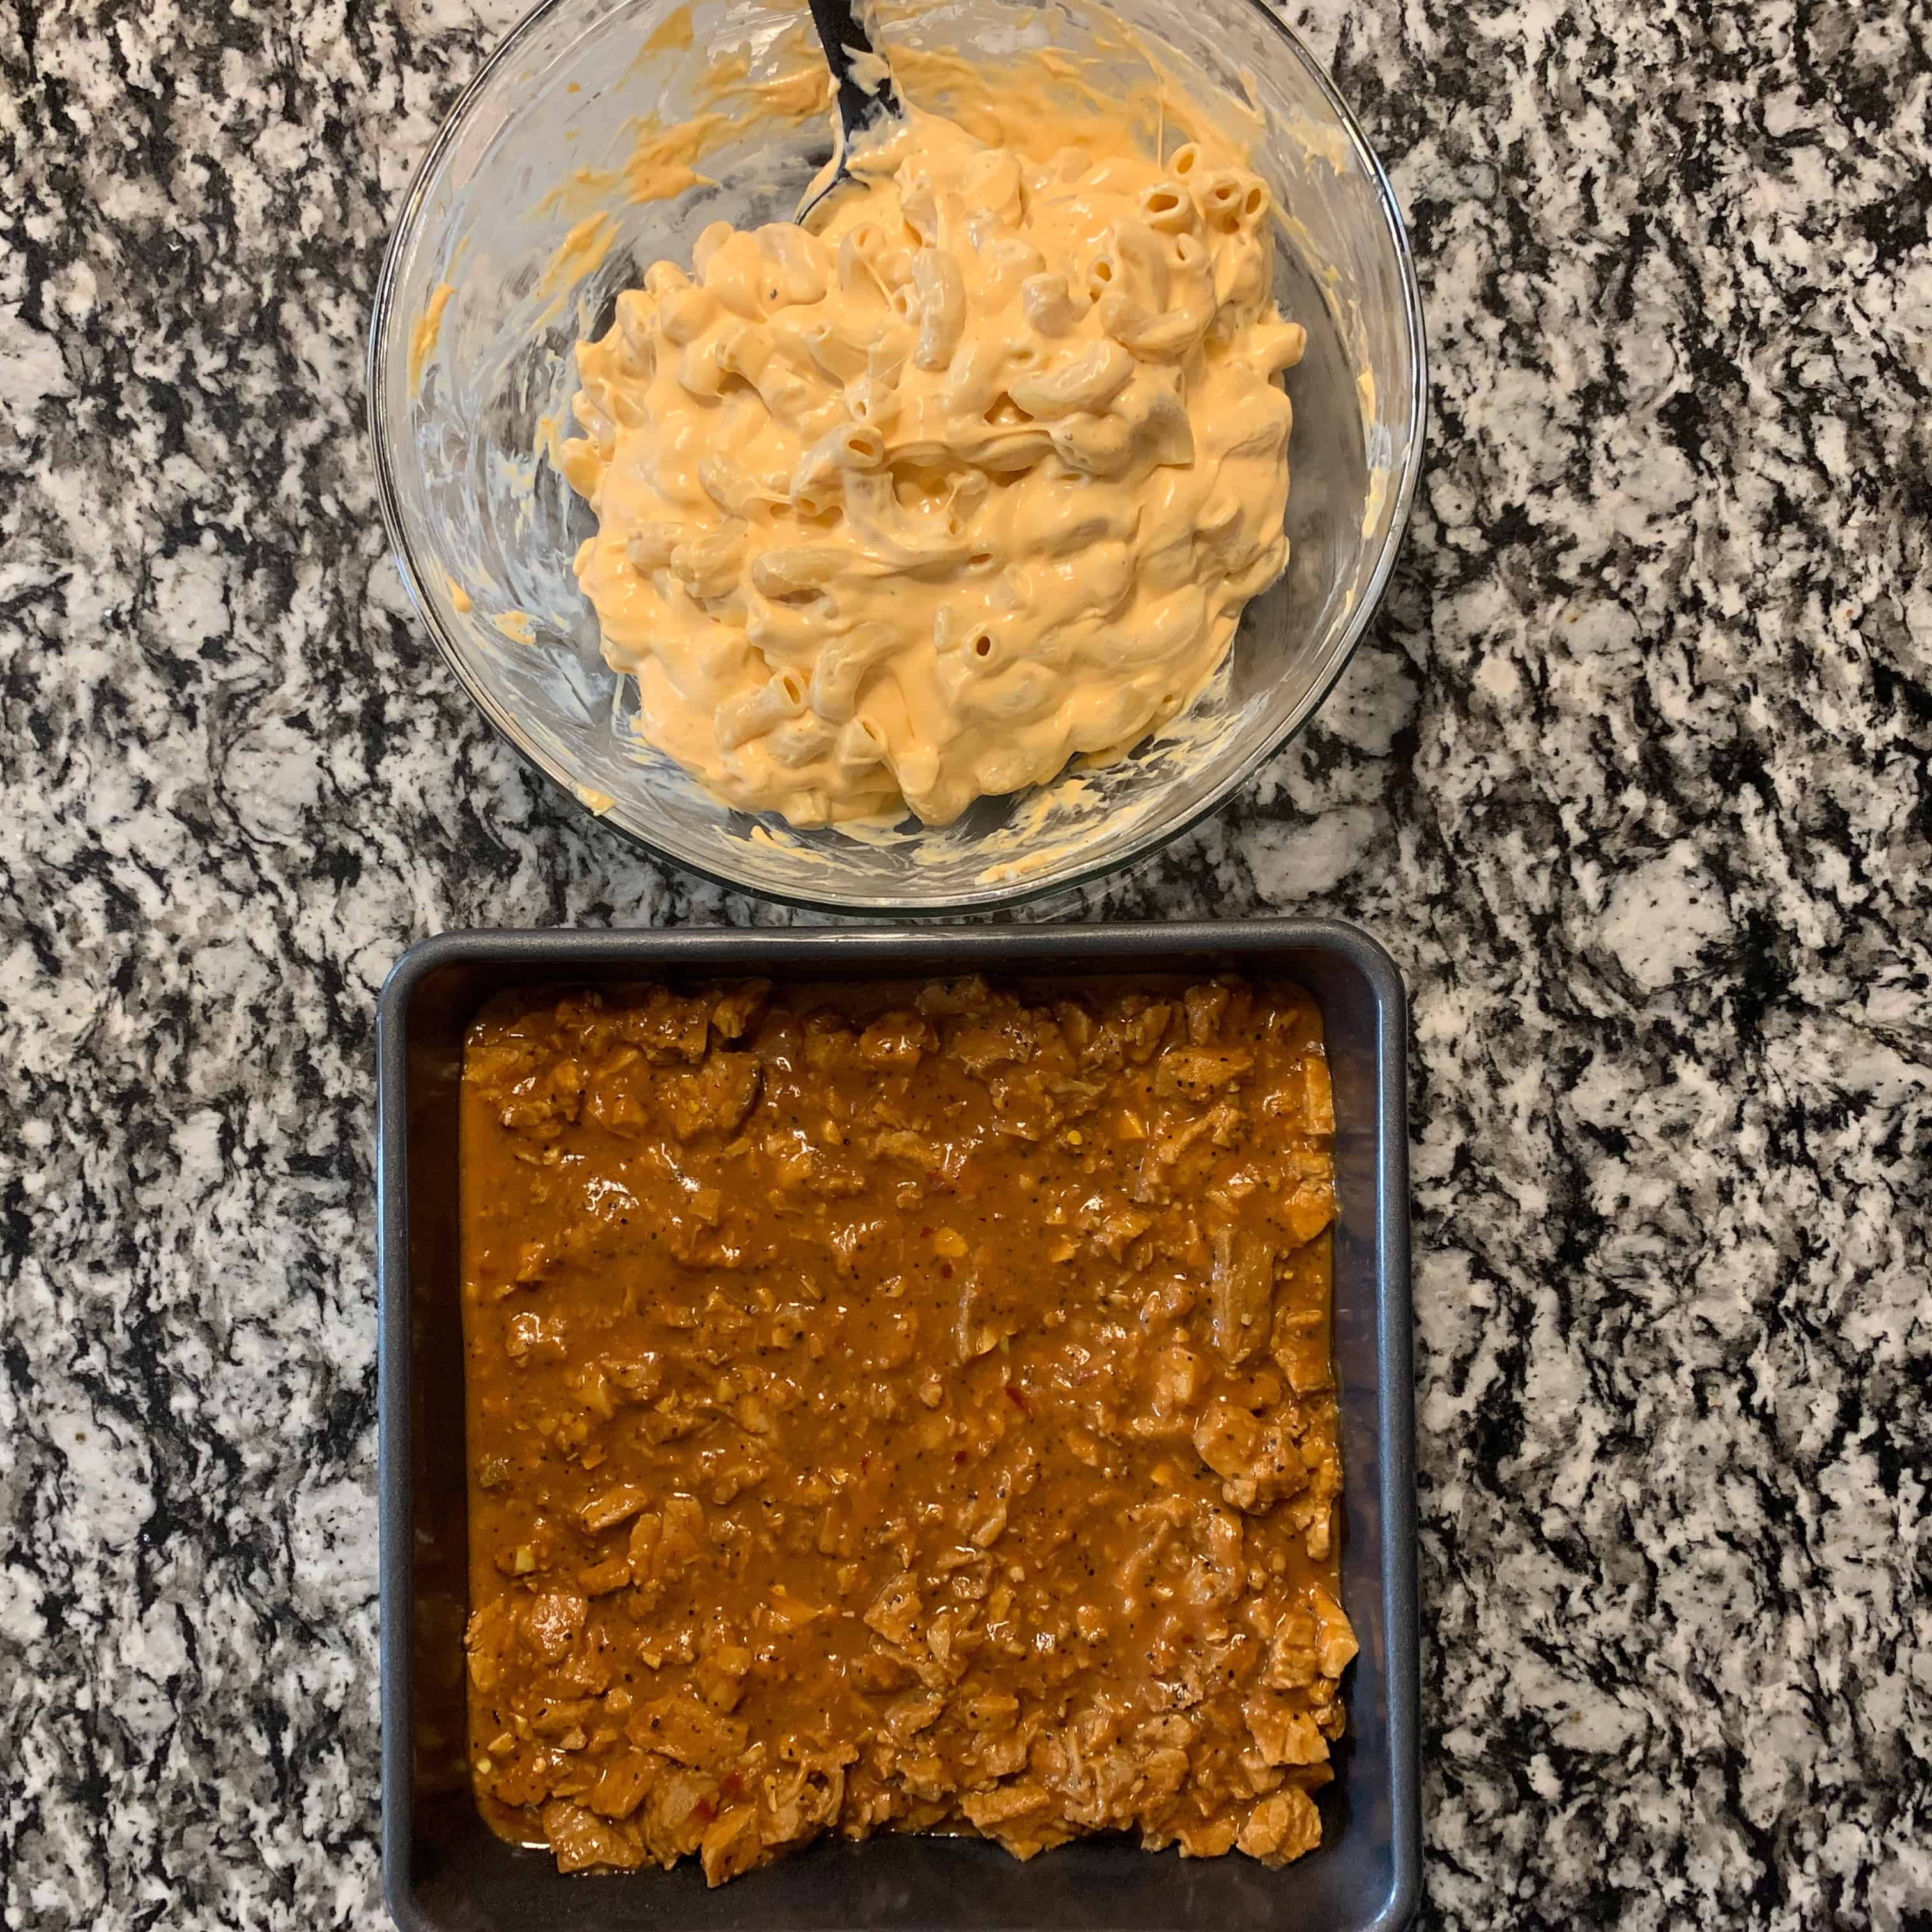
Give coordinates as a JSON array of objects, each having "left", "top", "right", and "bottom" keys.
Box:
[{"left": 3, "top": 0, "right": 1928, "bottom": 1924}]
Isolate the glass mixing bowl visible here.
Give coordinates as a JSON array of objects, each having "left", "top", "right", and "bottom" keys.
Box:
[{"left": 367, "top": 0, "right": 1426, "bottom": 914}]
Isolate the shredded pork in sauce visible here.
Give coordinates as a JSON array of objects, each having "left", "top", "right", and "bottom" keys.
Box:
[{"left": 459, "top": 974, "right": 1355, "bottom": 1884}]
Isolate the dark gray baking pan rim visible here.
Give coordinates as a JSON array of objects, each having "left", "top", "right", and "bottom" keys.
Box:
[{"left": 376, "top": 916, "right": 1418, "bottom": 1932}]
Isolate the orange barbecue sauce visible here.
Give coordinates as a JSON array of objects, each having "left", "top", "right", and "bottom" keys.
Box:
[{"left": 460, "top": 974, "right": 1354, "bottom": 1883}]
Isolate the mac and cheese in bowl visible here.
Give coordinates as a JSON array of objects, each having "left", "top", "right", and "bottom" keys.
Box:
[
  {"left": 560, "top": 103, "right": 1308, "bottom": 829},
  {"left": 371, "top": 0, "right": 1427, "bottom": 909}
]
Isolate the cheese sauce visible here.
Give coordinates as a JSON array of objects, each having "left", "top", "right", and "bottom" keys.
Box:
[{"left": 558, "top": 75, "right": 1305, "bottom": 827}]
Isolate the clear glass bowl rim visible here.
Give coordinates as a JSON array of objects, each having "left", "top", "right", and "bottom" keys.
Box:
[{"left": 365, "top": 0, "right": 1429, "bottom": 916}]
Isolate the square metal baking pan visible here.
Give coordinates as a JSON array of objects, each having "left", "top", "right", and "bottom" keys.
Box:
[{"left": 377, "top": 918, "right": 1418, "bottom": 1932}]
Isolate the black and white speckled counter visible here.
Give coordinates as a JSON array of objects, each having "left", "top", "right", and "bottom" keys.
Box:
[{"left": 1, "top": 0, "right": 1928, "bottom": 1924}]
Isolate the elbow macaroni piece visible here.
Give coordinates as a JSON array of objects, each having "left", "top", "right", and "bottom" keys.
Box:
[{"left": 561, "top": 98, "right": 1305, "bottom": 829}]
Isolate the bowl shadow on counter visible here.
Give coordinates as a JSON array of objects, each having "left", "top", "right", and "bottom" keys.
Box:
[{"left": 378, "top": 921, "right": 1418, "bottom": 1932}]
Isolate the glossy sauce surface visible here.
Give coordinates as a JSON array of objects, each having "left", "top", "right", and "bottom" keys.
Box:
[{"left": 460, "top": 974, "right": 1354, "bottom": 1883}]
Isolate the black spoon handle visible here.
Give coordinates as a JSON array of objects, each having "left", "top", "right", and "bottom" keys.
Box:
[{"left": 804, "top": 0, "right": 903, "bottom": 141}]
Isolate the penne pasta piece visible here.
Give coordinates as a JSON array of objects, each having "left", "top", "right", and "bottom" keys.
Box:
[
  {"left": 1214, "top": 241, "right": 1268, "bottom": 313},
  {"left": 767, "top": 712, "right": 835, "bottom": 769},
  {"left": 625, "top": 522, "right": 684, "bottom": 572},
  {"left": 714, "top": 668, "right": 809, "bottom": 750},
  {"left": 843, "top": 376, "right": 898, "bottom": 431},
  {"left": 910, "top": 248, "right": 966, "bottom": 371},
  {"left": 1049, "top": 408, "right": 1138, "bottom": 476},
  {"left": 1112, "top": 219, "right": 1171, "bottom": 310},
  {"left": 1022, "top": 272, "right": 1082, "bottom": 336},
  {"left": 958, "top": 661, "right": 1057, "bottom": 723},
  {"left": 983, "top": 235, "right": 1045, "bottom": 298},
  {"left": 786, "top": 422, "right": 887, "bottom": 515},
  {"left": 615, "top": 290, "right": 658, "bottom": 364},
  {"left": 833, "top": 713, "right": 889, "bottom": 774},
  {"left": 1244, "top": 320, "right": 1308, "bottom": 376},
  {"left": 669, "top": 525, "right": 746, "bottom": 601},
  {"left": 809, "top": 623, "right": 898, "bottom": 723},
  {"left": 958, "top": 148, "right": 1022, "bottom": 224},
  {"left": 713, "top": 319, "right": 774, "bottom": 385},
  {"left": 1197, "top": 169, "right": 1256, "bottom": 233},
  {"left": 673, "top": 339, "right": 729, "bottom": 398},
  {"left": 785, "top": 315, "right": 871, "bottom": 385},
  {"left": 1122, "top": 378, "right": 1195, "bottom": 468},
  {"left": 1008, "top": 340, "right": 1136, "bottom": 418},
  {"left": 1138, "top": 179, "right": 1197, "bottom": 234},
  {"left": 1096, "top": 292, "right": 1208, "bottom": 361},
  {"left": 571, "top": 391, "right": 617, "bottom": 457},
  {"left": 835, "top": 222, "right": 893, "bottom": 303},
  {"left": 749, "top": 545, "right": 848, "bottom": 599},
  {"left": 656, "top": 286, "right": 717, "bottom": 346},
  {"left": 696, "top": 453, "right": 774, "bottom": 518},
  {"left": 691, "top": 220, "right": 734, "bottom": 279},
  {"left": 756, "top": 222, "right": 831, "bottom": 305},
  {"left": 939, "top": 336, "right": 1005, "bottom": 419},
  {"left": 899, "top": 177, "right": 940, "bottom": 243}
]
